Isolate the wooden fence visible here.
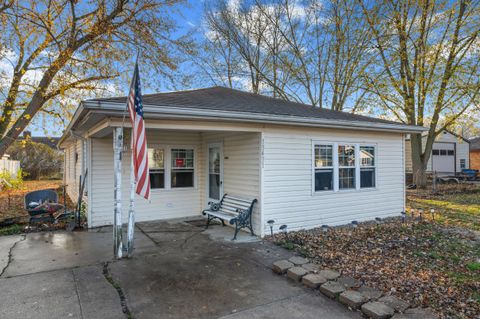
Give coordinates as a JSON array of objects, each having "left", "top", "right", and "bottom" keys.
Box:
[{"left": 0, "top": 156, "right": 20, "bottom": 178}]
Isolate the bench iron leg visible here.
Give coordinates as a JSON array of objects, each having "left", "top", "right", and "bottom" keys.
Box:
[
  {"left": 206, "top": 215, "right": 211, "bottom": 229},
  {"left": 232, "top": 222, "right": 240, "bottom": 241}
]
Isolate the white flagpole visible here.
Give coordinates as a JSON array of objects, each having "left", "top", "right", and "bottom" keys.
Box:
[
  {"left": 127, "top": 129, "right": 136, "bottom": 258},
  {"left": 126, "top": 56, "right": 139, "bottom": 258},
  {"left": 113, "top": 127, "right": 123, "bottom": 259}
]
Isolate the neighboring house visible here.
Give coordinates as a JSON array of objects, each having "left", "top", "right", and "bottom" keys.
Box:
[
  {"left": 58, "top": 87, "right": 424, "bottom": 236},
  {"left": 405, "top": 130, "right": 470, "bottom": 176},
  {"left": 19, "top": 131, "right": 61, "bottom": 149},
  {"left": 470, "top": 137, "right": 480, "bottom": 170}
]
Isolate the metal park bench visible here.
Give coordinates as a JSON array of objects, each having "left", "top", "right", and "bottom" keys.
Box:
[{"left": 202, "top": 194, "right": 257, "bottom": 240}]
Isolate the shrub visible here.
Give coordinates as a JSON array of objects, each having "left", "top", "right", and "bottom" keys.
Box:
[
  {"left": 0, "top": 169, "right": 24, "bottom": 191},
  {"left": 7, "top": 140, "right": 63, "bottom": 180}
]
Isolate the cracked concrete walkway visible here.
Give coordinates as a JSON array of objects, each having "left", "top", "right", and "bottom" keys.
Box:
[{"left": 0, "top": 220, "right": 361, "bottom": 319}]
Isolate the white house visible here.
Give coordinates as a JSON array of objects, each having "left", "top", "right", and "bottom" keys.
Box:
[
  {"left": 405, "top": 130, "right": 470, "bottom": 176},
  {"left": 59, "top": 87, "right": 424, "bottom": 237}
]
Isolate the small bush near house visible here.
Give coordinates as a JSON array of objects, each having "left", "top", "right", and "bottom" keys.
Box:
[
  {"left": 7, "top": 140, "right": 63, "bottom": 180},
  {"left": 0, "top": 169, "right": 24, "bottom": 191}
]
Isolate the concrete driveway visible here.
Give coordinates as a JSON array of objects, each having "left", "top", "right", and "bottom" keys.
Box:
[{"left": 0, "top": 219, "right": 361, "bottom": 319}]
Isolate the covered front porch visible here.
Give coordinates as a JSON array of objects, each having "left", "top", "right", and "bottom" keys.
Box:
[{"left": 85, "top": 119, "right": 263, "bottom": 236}]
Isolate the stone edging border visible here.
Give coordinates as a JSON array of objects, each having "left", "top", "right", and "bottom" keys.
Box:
[{"left": 272, "top": 256, "right": 439, "bottom": 319}]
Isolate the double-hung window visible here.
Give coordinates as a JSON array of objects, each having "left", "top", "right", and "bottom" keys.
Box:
[
  {"left": 171, "top": 148, "right": 194, "bottom": 188},
  {"left": 338, "top": 145, "right": 356, "bottom": 189},
  {"left": 360, "top": 146, "right": 375, "bottom": 188},
  {"left": 313, "top": 143, "right": 376, "bottom": 192},
  {"left": 314, "top": 145, "right": 334, "bottom": 191},
  {"left": 148, "top": 148, "right": 165, "bottom": 189}
]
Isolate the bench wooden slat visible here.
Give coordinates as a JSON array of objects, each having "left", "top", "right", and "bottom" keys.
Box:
[
  {"left": 219, "top": 207, "right": 238, "bottom": 215},
  {"left": 206, "top": 210, "right": 235, "bottom": 222},
  {"left": 221, "top": 202, "right": 249, "bottom": 211},
  {"left": 222, "top": 198, "right": 251, "bottom": 208},
  {"left": 223, "top": 195, "right": 252, "bottom": 204}
]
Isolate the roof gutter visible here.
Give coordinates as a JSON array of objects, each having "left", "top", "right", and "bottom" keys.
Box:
[{"left": 83, "top": 101, "right": 426, "bottom": 134}]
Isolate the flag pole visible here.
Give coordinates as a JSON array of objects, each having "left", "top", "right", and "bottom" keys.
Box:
[
  {"left": 113, "top": 127, "right": 123, "bottom": 259},
  {"left": 127, "top": 132, "right": 136, "bottom": 258},
  {"left": 126, "top": 53, "right": 140, "bottom": 258}
]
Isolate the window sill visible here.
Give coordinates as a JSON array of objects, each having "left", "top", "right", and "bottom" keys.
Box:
[
  {"left": 312, "top": 187, "right": 378, "bottom": 196},
  {"left": 150, "top": 187, "right": 198, "bottom": 193}
]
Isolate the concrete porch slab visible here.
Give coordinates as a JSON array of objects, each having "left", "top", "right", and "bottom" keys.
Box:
[{"left": 0, "top": 219, "right": 361, "bottom": 319}]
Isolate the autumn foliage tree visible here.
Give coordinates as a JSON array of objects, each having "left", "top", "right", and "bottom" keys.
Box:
[
  {"left": 358, "top": 0, "right": 480, "bottom": 187},
  {"left": 0, "top": 0, "right": 190, "bottom": 157}
]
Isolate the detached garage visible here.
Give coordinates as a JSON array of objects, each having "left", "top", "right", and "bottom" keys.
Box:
[{"left": 405, "top": 130, "right": 470, "bottom": 176}]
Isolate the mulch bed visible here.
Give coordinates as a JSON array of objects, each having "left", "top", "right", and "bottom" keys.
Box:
[{"left": 268, "top": 220, "right": 480, "bottom": 319}]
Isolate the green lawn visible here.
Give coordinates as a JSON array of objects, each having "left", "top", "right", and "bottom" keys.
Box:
[{"left": 407, "top": 188, "right": 480, "bottom": 231}]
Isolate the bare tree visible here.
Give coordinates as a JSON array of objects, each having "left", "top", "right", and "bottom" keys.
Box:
[
  {"left": 359, "top": 0, "right": 480, "bottom": 187},
  {"left": 202, "top": 0, "right": 373, "bottom": 111},
  {"left": 0, "top": 0, "right": 191, "bottom": 157}
]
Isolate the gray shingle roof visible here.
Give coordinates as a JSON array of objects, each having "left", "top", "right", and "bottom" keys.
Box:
[
  {"left": 88, "top": 86, "right": 409, "bottom": 127},
  {"left": 470, "top": 137, "right": 480, "bottom": 150}
]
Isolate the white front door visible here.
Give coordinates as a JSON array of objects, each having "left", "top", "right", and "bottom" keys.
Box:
[{"left": 207, "top": 142, "right": 223, "bottom": 202}]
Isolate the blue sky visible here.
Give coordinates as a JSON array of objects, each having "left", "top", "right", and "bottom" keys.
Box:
[{"left": 29, "top": 1, "right": 206, "bottom": 137}]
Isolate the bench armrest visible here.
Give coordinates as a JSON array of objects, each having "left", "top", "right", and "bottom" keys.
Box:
[{"left": 229, "top": 208, "right": 251, "bottom": 225}]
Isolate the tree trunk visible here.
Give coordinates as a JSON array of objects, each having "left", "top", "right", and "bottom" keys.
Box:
[{"left": 410, "top": 133, "right": 428, "bottom": 188}]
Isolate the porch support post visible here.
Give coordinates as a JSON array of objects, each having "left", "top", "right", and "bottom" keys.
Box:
[
  {"left": 127, "top": 135, "right": 136, "bottom": 258},
  {"left": 113, "top": 127, "right": 123, "bottom": 259}
]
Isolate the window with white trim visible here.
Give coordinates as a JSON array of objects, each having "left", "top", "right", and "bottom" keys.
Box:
[
  {"left": 338, "top": 145, "right": 356, "bottom": 189},
  {"left": 148, "top": 148, "right": 165, "bottom": 189},
  {"left": 360, "top": 146, "right": 375, "bottom": 188},
  {"left": 313, "top": 143, "right": 376, "bottom": 192},
  {"left": 314, "top": 144, "right": 334, "bottom": 191},
  {"left": 171, "top": 148, "right": 194, "bottom": 188}
]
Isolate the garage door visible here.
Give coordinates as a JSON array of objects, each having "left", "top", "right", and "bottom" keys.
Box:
[{"left": 432, "top": 143, "right": 455, "bottom": 174}]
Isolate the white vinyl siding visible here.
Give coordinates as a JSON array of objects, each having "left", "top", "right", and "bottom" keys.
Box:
[
  {"left": 201, "top": 132, "right": 261, "bottom": 235},
  {"left": 262, "top": 127, "right": 404, "bottom": 234},
  {"left": 89, "top": 130, "right": 203, "bottom": 227},
  {"left": 64, "top": 139, "right": 84, "bottom": 201}
]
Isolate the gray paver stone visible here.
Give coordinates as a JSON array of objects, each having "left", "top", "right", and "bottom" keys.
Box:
[
  {"left": 361, "top": 302, "right": 395, "bottom": 319},
  {"left": 319, "top": 269, "right": 340, "bottom": 280},
  {"left": 339, "top": 290, "right": 367, "bottom": 309},
  {"left": 337, "top": 276, "right": 361, "bottom": 288},
  {"left": 379, "top": 295, "right": 409, "bottom": 313},
  {"left": 319, "top": 281, "right": 345, "bottom": 299},
  {"left": 272, "top": 260, "right": 294, "bottom": 274},
  {"left": 358, "top": 286, "right": 383, "bottom": 300},
  {"left": 302, "top": 263, "right": 320, "bottom": 273},
  {"left": 288, "top": 256, "right": 308, "bottom": 266},
  {"left": 287, "top": 266, "right": 308, "bottom": 281},
  {"left": 301, "top": 273, "right": 327, "bottom": 288},
  {"left": 404, "top": 308, "right": 438, "bottom": 319}
]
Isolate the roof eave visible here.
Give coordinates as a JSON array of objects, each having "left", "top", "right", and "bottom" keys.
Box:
[
  {"left": 81, "top": 100, "right": 425, "bottom": 134},
  {"left": 58, "top": 102, "right": 85, "bottom": 148}
]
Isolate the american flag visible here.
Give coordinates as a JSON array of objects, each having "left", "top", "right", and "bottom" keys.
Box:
[{"left": 127, "top": 62, "right": 150, "bottom": 200}]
